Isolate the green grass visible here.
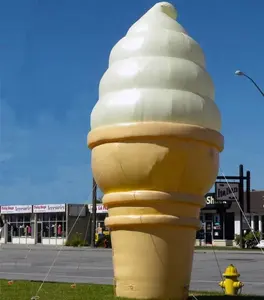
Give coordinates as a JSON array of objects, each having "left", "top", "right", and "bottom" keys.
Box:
[{"left": 0, "top": 280, "right": 263, "bottom": 300}]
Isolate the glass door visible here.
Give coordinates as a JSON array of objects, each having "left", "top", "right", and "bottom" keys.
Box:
[
  {"left": 37, "top": 222, "right": 42, "bottom": 243},
  {"left": 205, "top": 213, "right": 213, "bottom": 244}
]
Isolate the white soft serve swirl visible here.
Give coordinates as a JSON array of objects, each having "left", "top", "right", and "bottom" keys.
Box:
[{"left": 91, "top": 2, "right": 221, "bottom": 132}]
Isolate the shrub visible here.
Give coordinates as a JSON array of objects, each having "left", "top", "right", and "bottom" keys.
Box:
[
  {"left": 244, "top": 231, "right": 261, "bottom": 249},
  {"left": 105, "top": 234, "right": 112, "bottom": 248},
  {"left": 235, "top": 231, "right": 261, "bottom": 249},
  {"left": 65, "top": 232, "right": 89, "bottom": 247},
  {"left": 234, "top": 234, "right": 245, "bottom": 247},
  {"left": 96, "top": 234, "right": 112, "bottom": 248}
]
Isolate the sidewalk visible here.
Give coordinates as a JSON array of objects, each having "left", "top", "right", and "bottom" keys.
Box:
[
  {"left": 195, "top": 248, "right": 264, "bottom": 255},
  {"left": 0, "top": 244, "right": 110, "bottom": 252},
  {"left": 0, "top": 244, "right": 263, "bottom": 254}
]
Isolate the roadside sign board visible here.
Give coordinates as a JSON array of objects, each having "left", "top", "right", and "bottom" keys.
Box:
[{"left": 215, "top": 182, "right": 239, "bottom": 201}]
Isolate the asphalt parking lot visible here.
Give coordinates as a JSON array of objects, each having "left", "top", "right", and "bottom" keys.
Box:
[{"left": 0, "top": 245, "right": 264, "bottom": 295}]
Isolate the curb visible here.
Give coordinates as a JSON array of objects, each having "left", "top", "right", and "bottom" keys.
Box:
[
  {"left": 0, "top": 246, "right": 112, "bottom": 252},
  {"left": 1, "top": 246, "right": 262, "bottom": 255},
  {"left": 194, "top": 250, "right": 264, "bottom": 255}
]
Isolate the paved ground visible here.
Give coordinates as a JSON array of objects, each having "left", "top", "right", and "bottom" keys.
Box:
[{"left": 0, "top": 245, "right": 264, "bottom": 295}]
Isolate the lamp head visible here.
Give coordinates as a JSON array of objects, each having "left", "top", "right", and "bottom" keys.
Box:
[{"left": 235, "top": 70, "right": 244, "bottom": 76}]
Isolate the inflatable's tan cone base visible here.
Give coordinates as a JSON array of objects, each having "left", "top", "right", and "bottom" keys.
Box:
[
  {"left": 88, "top": 122, "right": 224, "bottom": 300},
  {"left": 111, "top": 227, "right": 195, "bottom": 300}
]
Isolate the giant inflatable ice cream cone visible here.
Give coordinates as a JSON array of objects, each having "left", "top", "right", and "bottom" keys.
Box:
[{"left": 88, "top": 2, "right": 224, "bottom": 299}]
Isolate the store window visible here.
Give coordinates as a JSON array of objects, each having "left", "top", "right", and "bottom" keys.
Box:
[
  {"left": 213, "top": 214, "right": 220, "bottom": 226},
  {"left": 196, "top": 215, "right": 205, "bottom": 239},
  {"left": 205, "top": 213, "right": 213, "bottom": 222},
  {"left": 212, "top": 213, "right": 223, "bottom": 240},
  {"left": 40, "top": 213, "right": 66, "bottom": 238},
  {"left": 242, "top": 215, "right": 251, "bottom": 230},
  {"left": 224, "top": 212, "right": 234, "bottom": 240},
  {"left": 253, "top": 215, "right": 259, "bottom": 232},
  {"left": 0, "top": 216, "right": 3, "bottom": 239},
  {"left": 6, "top": 214, "right": 33, "bottom": 238},
  {"left": 96, "top": 213, "right": 108, "bottom": 228}
]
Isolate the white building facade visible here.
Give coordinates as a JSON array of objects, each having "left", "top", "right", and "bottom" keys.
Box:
[{"left": 0, "top": 203, "right": 90, "bottom": 245}]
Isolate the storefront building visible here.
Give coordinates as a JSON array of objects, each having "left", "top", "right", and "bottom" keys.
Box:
[
  {"left": 240, "top": 190, "right": 264, "bottom": 235},
  {"left": 196, "top": 193, "right": 235, "bottom": 246},
  {"left": 88, "top": 204, "right": 110, "bottom": 242},
  {"left": 33, "top": 204, "right": 67, "bottom": 245},
  {"left": 196, "top": 190, "right": 264, "bottom": 246},
  {"left": 1, "top": 205, "right": 34, "bottom": 245},
  {"left": 1, "top": 190, "right": 264, "bottom": 247},
  {"left": 0, "top": 203, "right": 90, "bottom": 245},
  {"left": 88, "top": 190, "right": 264, "bottom": 247},
  {"left": 88, "top": 203, "right": 108, "bottom": 229}
]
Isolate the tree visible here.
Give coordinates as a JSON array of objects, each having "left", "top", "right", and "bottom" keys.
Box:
[{"left": 96, "top": 197, "right": 103, "bottom": 203}]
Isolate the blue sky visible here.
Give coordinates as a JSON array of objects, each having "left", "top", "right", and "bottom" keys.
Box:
[{"left": 0, "top": 0, "right": 263, "bottom": 205}]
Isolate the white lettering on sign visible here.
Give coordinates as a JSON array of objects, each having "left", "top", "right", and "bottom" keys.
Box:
[
  {"left": 33, "top": 204, "right": 65, "bottom": 213},
  {"left": 206, "top": 196, "right": 227, "bottom": 205},
  {"left": 0, "top": 205, "right": 32, "bottom": 214},
  {"left": 88, "top": 204, "right": 108, "bottom": 214},
  {"left": 215, "top": 182, "right": 239, "bottom": 201}
]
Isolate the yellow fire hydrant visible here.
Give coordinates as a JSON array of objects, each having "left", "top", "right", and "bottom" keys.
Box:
[{"left": 219, "top": 264, "right": 244, "bottom": 295}]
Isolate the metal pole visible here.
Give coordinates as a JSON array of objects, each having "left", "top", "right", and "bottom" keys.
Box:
[
  {"left": 91, "top": 177, "right": 97, "bottom": 247},
  {"left": 222, "top": 208, "right": 226, "bottom": 240},
  {"left": 239, "top": 165, "right": 244, "bottom": 249},
  {"left": 236, "top": 71, "right": 264, "bottom": 97},
  {"left": 246, "top": 171, "right": 251, "bottom": 214},
  {"left": 243, "top": 74, "right": 264, "bottom": 97}
]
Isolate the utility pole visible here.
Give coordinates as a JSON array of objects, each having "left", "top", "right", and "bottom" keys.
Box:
[
  {"left": 91, "top": 177, "right": 97, "bottom": 247},
  {"left": 246, "top": 171, "right": 251, "bottom": 213},
  {"left": 239, "top": 165, "right": 244, "bottom": 249}
]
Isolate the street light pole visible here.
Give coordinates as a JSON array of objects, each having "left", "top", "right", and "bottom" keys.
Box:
[{"left": 235, "top": 70, "right": 264, "bottom": 96}]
